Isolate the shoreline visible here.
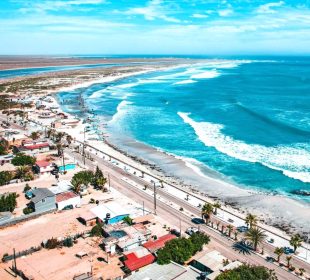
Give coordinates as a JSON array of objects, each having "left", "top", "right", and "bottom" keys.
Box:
[{"left": 51, "top": 68, "right": 310, "bottom": 236}]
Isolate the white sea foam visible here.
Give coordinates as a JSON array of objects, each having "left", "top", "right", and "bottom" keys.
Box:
[
  {"left": 173, "top": 79, "right": 197, "bottom": 85},
  {"left": 108, "top": 100, "right": 132, "bottom": 125},
  {"left": 190, "top": 69, "right": 220, "bottom": 79},
  {"left": 178, "top": 112, "right": 310, "bottom": 183}
]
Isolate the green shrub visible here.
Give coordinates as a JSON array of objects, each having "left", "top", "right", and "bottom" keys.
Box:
[
  {"left": 90, "top": 224, "right": 103, "bottom": 237},
  {"left": 23, "top": 207, "right": 34, "bottom": 215},
  {"left": 23, "top": 184, "right": 31, "bottom": 193},
  {"left": 63, "top": 237, "right": 73, "bottom": 247},
  {"left": 215, "top": 264, "right": 278, "bottom": 280},
  {"left": 45, "top": 238, "right": 60, "bottom": 249}
]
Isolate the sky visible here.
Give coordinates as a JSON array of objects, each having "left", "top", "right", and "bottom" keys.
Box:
[{"left": 0, "top": 0, "right": 310, "bottom": 55}]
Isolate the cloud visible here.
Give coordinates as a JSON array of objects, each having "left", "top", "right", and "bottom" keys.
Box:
[
  {"left": 192, "top": 13, "right": 208, "bottom": 18},
  {"left": 256, "top": 1, "right": 285, "bottom": 14},
  {"left": 122, "top": 0, "right": 181, "bottom": 23},
  {"left": 218, "top": 8, "right": 233, "bottom": 17},
  {"left": 18, "top": 0, "right": 105, "bottom": 13}
]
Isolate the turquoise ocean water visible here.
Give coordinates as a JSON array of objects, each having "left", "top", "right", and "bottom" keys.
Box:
[{"left": 58, "top": 57, "right": 310, "bottom": 202}]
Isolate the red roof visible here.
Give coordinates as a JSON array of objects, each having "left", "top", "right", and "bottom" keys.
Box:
[
  {"left": 36, "top": 160, "right": 51, "bottom": 168},
  {"left": 56, "top": 191, "right": 79, "bottom": 203},
  {"left": 143, "top": 234, "right": 176, "bottom": 252},
  {"left": 24, "top": 142, "right": 49, "bottom": 150},
  {"left": 124, "top": 252, "right": 155, "bottom": 271}
]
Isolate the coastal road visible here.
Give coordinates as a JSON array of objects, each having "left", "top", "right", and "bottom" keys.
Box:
[{"left": 67, "top": 149, "right": 302, "bottom": 280}]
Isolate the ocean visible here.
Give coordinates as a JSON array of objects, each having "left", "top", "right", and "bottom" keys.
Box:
[{"left": 57, "top": 57, "right": 310, "bottom": 202}]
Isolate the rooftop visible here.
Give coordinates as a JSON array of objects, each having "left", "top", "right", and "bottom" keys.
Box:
[
  {"left": 31, "top": 188, "right": 55, "bottom": 204},
  {"left": 90, "top": 201, "right": 130, "bottom": 221},
  {"left": 127, "top": 262, "right": 201, "bottom": 280},
  {"left": 124, "top": 247, "right": 155, "bottom": 272},
  {"left": 49, "top": 180, "right": 72, "bottom": 194},
  {"left": 56, "top": 191, "right": 79, "bottom": 203},
  {"left": 36, "top": 160, "right": 51, "bottom": 168},
  {"left": 143, "top": 234, "right": 176, "bottom": 253}
]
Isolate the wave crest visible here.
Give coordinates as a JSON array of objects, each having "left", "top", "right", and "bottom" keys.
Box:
[{"left": 178, "top": 112, "right": 310, "bottom": 183}]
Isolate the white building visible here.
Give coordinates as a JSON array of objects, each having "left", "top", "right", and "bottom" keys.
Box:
[{"left": 56, "top": 191, "right": 81, "bottom": 210}]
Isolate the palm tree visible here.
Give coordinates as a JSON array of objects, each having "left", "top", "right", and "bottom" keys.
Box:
[
  {"left": 290, "top": 234, "right": 302, "bottom": 253},
  {"left": 96, "top": 176, "right": 107, "bottom": 191},
  {"left": 227, "top": 225, "right": 234, "bottom": 237},
  {"left": 56, "top": 143, "right": 63, "bottom": 157},
  {"left": 234, "top": 231, "right": 238, "bottom": 241},
  {"left": 245, "top": 213, "right": 258, "bottom": 229},
  {"left": 213, "top": 202, "right": 221, "bottom": 215},
  {"left": 201, "top": 203, "right": 213, "bottom": 223},
  {"left": 66, "top": 135, "right": 73, "bottom": 146},
  {"left": 299, "top": 268, "right": 305, "bottom": 276},
  {"left": 286, "top": 256, "right": 292, "bottom": 268},
  {"left": 30, "top": 131, "right": 40, "bottom": 140},
  {"left": 274, "top": 247, "right": 284, "bottom": 262},
  {"left": 245, "top": 227, "right": 267, "bottom": 251},
  {"left": 56, "top": 132, "right": 65, "bottom": 143},
  {"left": 16, "top": 166, "right": 31, "bottom": 180}
]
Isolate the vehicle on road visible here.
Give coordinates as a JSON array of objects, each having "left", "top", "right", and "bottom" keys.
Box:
[
  {"left": 237, "top": 226, "right": 248, "bottom": 233},
  {"left": 186, "top": 227, "right": 199, "bottom": 236},
  {"left": 191, "top": 218, "right": 204, "bottom": 224},
  {"left": 170, "top": 229, "right": 181, "bottom": 237}
]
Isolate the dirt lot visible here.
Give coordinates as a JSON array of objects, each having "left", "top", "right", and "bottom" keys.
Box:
[{"left": 0, "top": 237, "right": 125, "bottom": 280}]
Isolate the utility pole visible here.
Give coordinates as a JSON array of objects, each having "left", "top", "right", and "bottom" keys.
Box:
[
  {"left": 143, "top": 201, "right": 145, "bottom": 216},
  {"left": 62, "top": 148, "right": 66, "bottom": 173},
  {"left": 179, "top": 218, "right": 182, "bottom": 237},
  {"left": 83, "top": 127, "right": 86, "bottom": 166},
  {"left": 13, "top": 248, "right": 17, "bottom": 272},
  {"left": 108, "top": 173, "right": 111, "bottom": 192},
  {"left": 153, "top": 182, "right": 157, "bottom": 215}
]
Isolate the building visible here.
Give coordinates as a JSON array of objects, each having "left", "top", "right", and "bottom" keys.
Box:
[
  {"left": 79, "top": 211, "right": 97, "bottom": 226},
  {"left": 29, "top": 188, "right": 56, "bottom": 212},
  {"left": 16, "top": 139, "right": 50, "bottom": 155},
  {"left": 127, "top": 262, "right": 201, "bottom": 280},
  {"left": 49, "top": 180, "right": 72, "bottom": 195},
  {"left": 1, "top": 131, "right": 29, "bottom": 147},
  {"left": 123, "top": 246, "right": 155, "bottom": 272},
  {"left": 0, "top": 154, "right": 14, "bottom": 165},
  {"left": 143, "top": 234, "right": 176, "bottom": 253},
  {"left": 34, "top": 160, "right": 54, "bottom": 174},
  {"left": 56, "top": 191, "right": 81, "bottom": 210},
  {"left": 90, "top": 202, "right": 129, "bottom": 224},
  {"left": 0, "top": 211, "right": 13, "bottom": 224},
  {"left": 103, "top": 223, "right": 151, "bottom": 252}
]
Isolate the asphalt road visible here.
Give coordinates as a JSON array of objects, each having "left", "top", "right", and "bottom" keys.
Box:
[{"left": 68, "top": 148, "right": 302, "bottom": 280}]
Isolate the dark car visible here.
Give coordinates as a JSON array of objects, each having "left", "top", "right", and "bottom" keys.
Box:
[
  {"left": 191, "top": 218, "right": 205, "bottom": 224},
  {"left": 237, "top": 226, "right": 249, "bottom": 233},
  {"left": 63, "top": 205, "right": 74, "bottom": 210},
  {"left": 170, "top": 229, "right": 181, "bottom": 237},
  {"left": 283, "top": 247, "right": 294, "bottom": 254}
]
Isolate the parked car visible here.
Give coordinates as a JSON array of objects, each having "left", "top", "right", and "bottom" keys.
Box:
[
  {"left": 283, "top": 247, "right": 294, "bottom": 254},
  {"left": 185, "top": 227, "right": 199, "bottom": 236},
  {"left": 170, "top": 229, "right": 181, "bottom": 237},
  {"left": 63, "top": 205, "right": 74, "bottom": 210},
  {"left": 25, "top": 190, "right": 33, "bottom": 199},
  {"left": 191, "top": 218, "right": 204, "bottom": 224},
  {"left": 237, "top": 226, "right": 248, "bottom": 233}
]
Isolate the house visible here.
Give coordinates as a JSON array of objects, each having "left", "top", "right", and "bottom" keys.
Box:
[
  {"left": 49, "top": 180, "right": 72, "bottom": 194},
  {"left": 90, "top": 202, "right": 129, "bottom": 224},
  {"left": 79, "top": 211, "right": 97, "bottom": 227},
  {"left": 34, "top": 160, "right": 54, "bottom": 174},
  {"left": 123, "top": 246, "right": 155, "bottom": 272},
  {"left": 0, "top": 154, "right": 14, "bottom": 165},
  {"left": 29, "top": 188, "right": 56, "bottom": 213},
  {"left": 127, "top": 262, "right": 201, "bottom": 280},
  {"left": 16, "top": 139, "right": 50, "bottom": 155},
  {"left": 1, "top": 131, "right": 29, "bottom": 147},
  {"left": 0, "top": 211, "right": 13, "bottom": 224},
  {"left": 103, "top": 223, "right": 151, "bottom": 252},
  {"left": 143, "top": 234, "right": 176, "bottom": 253},
  {"left": 56, "top": 191, "right": 81, "bottom": 210}
]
